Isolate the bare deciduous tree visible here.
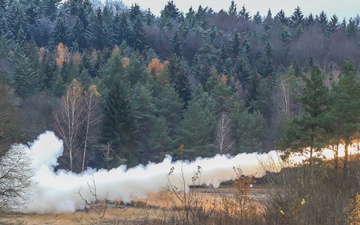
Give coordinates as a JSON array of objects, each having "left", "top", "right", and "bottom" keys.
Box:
[
  {"left": 81, "top": 85, "right": 101, "bottom": 172},
  {"left": 216, "top": 112, "right": 235, "bottom": 154},
  {"left": 278, "top": 76, "right": 291, "bottom": 113},
  {"left": 55, "top": 80, "right": 102, "bottom": 172},
  {"left": 0, "top": 145, "right": 32, "bottom": 212},
  {"left": 55, "top": 79, "right": 84, "bottom": 172}
]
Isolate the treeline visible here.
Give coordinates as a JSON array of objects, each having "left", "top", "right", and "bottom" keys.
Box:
[{"left": 0, "top": 0, "right": 360, "bottom": 171}]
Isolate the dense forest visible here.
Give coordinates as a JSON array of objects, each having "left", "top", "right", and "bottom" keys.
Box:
[{"left": 1, "top": 0, "right": 360, "bottom": 173}]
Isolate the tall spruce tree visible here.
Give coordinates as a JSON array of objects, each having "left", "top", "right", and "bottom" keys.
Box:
[
  {"left": 129, "top": 16, "right": 146, "bottom": 52},
  {"left": 101, "top": 71, "right": 137, "bottom": 168},
  {"left": 327, "top": 14, "right": 339, "bottom": 33},
  {"left": 99, "top": 50, "right": 137, "bottom": 167},
  {"left": 168, "top": 56, "right": 191, "bottom": 107},
  {"left": 275, "top": 10, "right": 288, "bottom": 25},
  {"left": 228, "top": 1, "right": 237, "bottom": 17},
  {"left": 328, "top": 61, "right": 360, "bottom": 179},
  {"left": 290, "top": 6, "right": 304, "bottom": 27},
  {"left": 239, "top": 5, "right": 251, "bottom": 20},
  {"left": 160, "top": 0, "right": 180, "bottom": 28},
  {"left": 233, "top": 110, "right": 266, "bottom": 153},
  {"left": 280, "top": 65, "right": 329, "bottom": 176},
  {"left": 149, "top": 116, "right": 173, "bottom": 160},
  {"left": 155, "top": 84, "right": 184, "bottom": 131},
  {"left": 10, "top": 46, "right": 44, "bottom": 98},
  {"left": 130, "top": 83, "right": 156, "bottom": 163},
  {"left": 51, "top": 11, "right": 69, "bottom": 46},
  {"left": 176, "top": 85, "right": 216, "bottom": 159},
  {"left": 42, "top": 0, "right": 61, "bottom": 20},
  {"left": 126, "top": 56, "right": 147, "bottom": 85}
]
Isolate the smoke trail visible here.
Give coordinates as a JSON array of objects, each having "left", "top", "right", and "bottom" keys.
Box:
[{"left": 10, "top": 131, "right": 282, "bottom": 214}]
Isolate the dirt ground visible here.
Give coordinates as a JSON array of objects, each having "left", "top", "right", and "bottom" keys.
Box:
[{"left": 0, "top": 186, "right": 269, "bottom": 225}]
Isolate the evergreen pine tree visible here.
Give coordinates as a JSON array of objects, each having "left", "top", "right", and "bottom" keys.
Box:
[
  {"left": 253, "top": 11, "right": 262, "bottom": 24},
  {"left": 328, "top": 61, "right": 360, "bottom": 179},
  {"left": 130, "top": 16, "right": 147, "bottom": 52},
  {"left": 155, "top": 84, "right": 184, "bottom": 131},
  {"left": 72, "top": 16, "right": 88, "bottom": 51},
  {"left": 170, "top": 31, "right": 182, "bottom": 57},
  {"left": 275, "top": 10, "right": 288, "bottom": 25},
  {"left": 149, "top": 116, "right": 173, "bottom": 160},
  {"left": 327, "top": 14, "right": 339, "bottom": 33},
  {"left": 117, "top": 13, "right": 131, "bottom": 45},
  {"left": 6, "top": 2, "right": 29, "bottom": 43},
  {"left": 160, "top": 0, "right": 180, "bottom": 28},
  {"left": 209, "top": 73, "right": 234, "bottom": 115},
  {"left": 50, "top": 71, "right": 65, "bottom": 97},
  {"left": 317, "top": 11, "right": 328, "bottom": 33},
  {"left": 168, "top": 56, "right": 191, "bottom": 107},
  {"left": 51, "top": 11, "right": 69, "bottom": 46},
  {"left": 23, "top": 0, "right": 41, "bottom": 25},
  {"left": 230, "top": 31, "right": 241, "bottom": 58},
  {"left": 280, "top": 65, "right": 330, "bottom": 175},
  {"left": 130, "top": 83, "right": 156, "bottom": 162},
  {"left": 10, "top": 46, "right": 44, "bottom": 98},
  {"left": 97, "top": 49, "right": 126, "bottom": 96},
  {"left": 42, "top": 0, "right": 61, "bottom": 20},
  {"left": 290, "top": 6, "right": 304, "bottom": 27},
  {"left": 234, "top": 110, "right": 266, "bottom": 153},
  {"left": 239, "top": 5, "right": 251, "bottom": 20},
  {"left": 126, "top": 56, "right": 147, "bottom": 85},
  {"left": 88, "top": 8, "right": 109, "bottom": 50},
  {"left": 101, "top": 72, "right": 137, "bottom": 167},
  {"left": 305, "top": 13, "right": 315, "bottom": 26},
  {"left": 146, "top": 8, "right": 155, "bottom": 25},
  {"left": 176, "top": 85, "right": 216, "bottom": 159},
  {"left": 228, "top": 1, "right": 237, "bottom": 17},
  {"left": 129, "top": 3, "right": 143, "bottom": 23}
]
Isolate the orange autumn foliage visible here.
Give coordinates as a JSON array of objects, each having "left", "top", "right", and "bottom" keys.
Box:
[
  {"left": 148, "top": 58, "right": 168, "bottom": 76},
  {"left": 56, "top": 43, "right": 69, "bottom": 69}
]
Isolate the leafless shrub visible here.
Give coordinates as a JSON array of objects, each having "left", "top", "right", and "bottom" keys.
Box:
[
  {"left": 0, "top": 145, "right": 32, "bottom": 213},
  {"left": 76, "top": 177, "right": 108, "bottom": 220},
  {"left": 211, "top": 166, "right": 264, "bottom": 225},
  {"left": 261, "top": 158, "right": 360, "bottom": 225},
  {"left": 167, "top": 163, "right": 206, "bottom": 225}
]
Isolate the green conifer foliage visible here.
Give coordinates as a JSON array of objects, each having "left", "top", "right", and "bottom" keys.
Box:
[
  {"left": 176, "top": 85, "right": 216, "bottom": 159},
  {"left": 101, "top": 73, "right": 137, "bottom": 168}
]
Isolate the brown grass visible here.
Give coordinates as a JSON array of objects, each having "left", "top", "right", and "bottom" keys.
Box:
[
  {"left": 0, "top": 207, "right": 158, "bottom": 225},
  {"left": 0, "top": 186, "right": 267, "bottom": 225}
]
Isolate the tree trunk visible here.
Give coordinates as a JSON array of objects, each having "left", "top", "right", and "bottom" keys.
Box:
[
  {"left": 216, "top": 112, "right": 234, "bottom": 154},
  {"left": 309, "top": 146, "right": 313, "bottom": 181},
  {"left": 82, "top": 86, "right": 101, "bottom": 172},
  {"left": 309, "top": 134, "right": 314, "bottom": 182},
  {"left": 344, "top": 141, "right": 349, "bottom": 181},
  {"left": 334, "top": 143, "right": 339, "bottom": 171},
  {"left": 82, "top": 120, "right": 89, "bottom": 172}
]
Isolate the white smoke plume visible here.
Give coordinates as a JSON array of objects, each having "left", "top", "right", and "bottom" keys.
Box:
[{"left": 9, "top": 131, "right": 282, "bottom": 214}]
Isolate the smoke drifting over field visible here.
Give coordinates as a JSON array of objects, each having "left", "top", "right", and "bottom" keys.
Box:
[{"left": 13, "top": 131, "right": 282, "bottom": 214}]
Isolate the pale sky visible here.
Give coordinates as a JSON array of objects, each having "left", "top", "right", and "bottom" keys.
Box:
[{"left": 119, "top": 0, "right": 359, "bottom": 20}]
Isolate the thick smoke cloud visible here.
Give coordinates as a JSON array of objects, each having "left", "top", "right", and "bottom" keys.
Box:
[{"left": 12, "top": 131, "right": 282, "bottom": 214}]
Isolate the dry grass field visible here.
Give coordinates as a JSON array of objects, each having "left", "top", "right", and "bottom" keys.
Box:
[{"left": 0, "top": 186, "right": 268, "bottom": 225}]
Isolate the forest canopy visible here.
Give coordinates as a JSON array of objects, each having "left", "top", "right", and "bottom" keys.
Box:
[{"left": 0, "top": 0, "right": 360, "bottom": 172}]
